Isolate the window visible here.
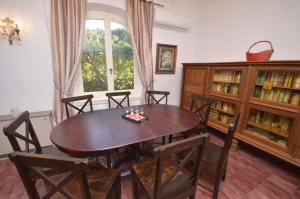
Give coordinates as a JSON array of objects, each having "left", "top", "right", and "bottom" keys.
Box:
[{"left": 77, "top": 11, "right": 139, "bottom": 99}]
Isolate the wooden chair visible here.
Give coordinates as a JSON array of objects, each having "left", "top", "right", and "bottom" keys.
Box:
[
  {"left": 3, "top": 111, "right": 68, "bottom": 157},
  {"left": 106, "top": 91, "right": 131, "bottom": 108},
  {"left": 197, "top": 113, "right": 240, "bottom": 199},
  {"left": 146, "top": 90, "right": 170, "bottom": 105},
  {"left": 9, "top": 151, "right": 121, "bottom": 199},
  {"left": 131, "top": 134, "right": 209, "bottom": 199},
  {"left": 61, "top": 94, "right": 94, "bottom": 118},
  {"left": 169, "top": 95, "right": 214, "bottom": 143},
  {"left": 146, "top": 90, "right": 170, "bottom": 145}
]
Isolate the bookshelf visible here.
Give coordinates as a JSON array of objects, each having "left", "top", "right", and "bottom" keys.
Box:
[{"left": 181, "top": 61, "right": 300, "bottom": 167}]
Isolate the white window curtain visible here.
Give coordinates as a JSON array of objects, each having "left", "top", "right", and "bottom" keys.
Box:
[
  {"left": 51, "top": 0, "right": 87, "bottom": 124},
  {"left": 126, "top": 0, "right": 154, "bottom": 102}
]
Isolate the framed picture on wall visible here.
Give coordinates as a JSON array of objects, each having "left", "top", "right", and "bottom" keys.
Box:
[{"left": 155, "top": 43, "right": 177, "bottom": 74}]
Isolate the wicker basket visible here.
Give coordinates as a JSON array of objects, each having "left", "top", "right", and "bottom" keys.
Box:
[{"left": 246, "top": 41, "right": 274, "bottom": 61}]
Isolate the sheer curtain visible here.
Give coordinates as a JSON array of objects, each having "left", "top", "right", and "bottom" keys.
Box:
[
  {"left": 51, "top": 0, "right": 87, "bottom": 124},
  {"left": 126, "top": 0, "right": 154, "bottom": 102}
]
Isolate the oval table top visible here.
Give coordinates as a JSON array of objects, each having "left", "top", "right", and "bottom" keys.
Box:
[{"left": 50, "top": 104, "right": 199, "bottom": 157}]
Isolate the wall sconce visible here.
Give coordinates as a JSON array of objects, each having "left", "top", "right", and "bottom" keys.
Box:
[{"left": 0, "top": 17, "right": 20, "bottom": 45}]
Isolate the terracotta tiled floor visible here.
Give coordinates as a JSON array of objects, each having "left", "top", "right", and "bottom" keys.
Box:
[{"left": 1, "top": 135, "right": 300, "bottom": 199}]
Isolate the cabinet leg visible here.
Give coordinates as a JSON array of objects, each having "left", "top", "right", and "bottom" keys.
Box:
[{"left": 230, "top": 138, "right": 239, "bottom": 152}]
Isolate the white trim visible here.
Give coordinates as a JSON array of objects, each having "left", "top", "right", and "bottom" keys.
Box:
[
  {"left": 87, "top": 3, "right": 127, "bottom": 18},
  {"left": 92, "top": 95, "right": 142, "bottom": 105}
]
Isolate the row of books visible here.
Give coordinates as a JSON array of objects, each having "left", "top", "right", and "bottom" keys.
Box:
[
  {"left": 213, "top": 71, "right": 241, "bottom": 83},
  {"left": 212, "top": 83, "right": 239, "bottom": 95},
  {"left": 248, "top": 110, "right": 291, "bottom": 137},
  {"left": 256, "top": 71, "right": 300, "bottom": 89},
  {"left": 253, "top": 87, "right": 300, "bottom": 105},
  {"left": 209, "top": 110, "right": 232, "bottom": 125},
  {"left": 246, "top": 126, "right": 288, "bottom": 147},
  {"left": 211, "top": 101, "right": 234, "bottom": 114}
]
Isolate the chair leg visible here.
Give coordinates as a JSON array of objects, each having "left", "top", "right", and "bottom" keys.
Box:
[
  {"left": 116, "top": 175, "right": 121, "bottom": 199},
  {"left": 189, "top": 190, "right": 197, "bottom": 199},
  {"left": 162, "top": 136, "right": 165, "bottom": 145},
  {"left": 222, "top": 160, "right": 228, "bottom": 181},
  {"left": 169, "top": 135, "right": 173, "bottom": 143},
  {"left": 189, "top": 194, "right": 196, "bottom": 199},
  {"left": 213, "top": 178, "right": 221, "bottom": 199}
]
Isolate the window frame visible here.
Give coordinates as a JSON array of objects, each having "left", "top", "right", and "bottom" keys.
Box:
[{"left": 75, "top": 10, "right": 141, "bottom": 101}]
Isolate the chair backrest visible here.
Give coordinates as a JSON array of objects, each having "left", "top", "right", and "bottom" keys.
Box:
[
  {"left": 61, "top": 94, "right": 94, "bottom": 118},
  {"left": 9, "top": 152, "right": 91, "bottom": 199},
  {"left": 106, "top": 91, "right": 131, "bottom": 108},
  {"left": 146, "top": 90, "right": 170, "bottom": 105},
  {"left": 3, "top": 111, "right": 42, "bottom": 153},
  {"left": 190, "top": 95, "right": 214, "bottom": 127},
  {"left": 152, "top": 134, "right": 209, "bottom": 199},
  {"left": 216, "top": 113, "right": 240, "bottom": 181}
]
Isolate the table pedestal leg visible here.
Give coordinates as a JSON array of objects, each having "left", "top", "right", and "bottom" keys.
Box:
[{"left": 113, "top": 144, "right": 140, "bottom": 169}]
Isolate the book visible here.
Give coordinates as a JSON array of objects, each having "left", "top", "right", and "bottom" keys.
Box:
[
  {"left": 235, "top": 72, "right": 241, "bottom": 83},
  {"left": 272, "top": 89, "right": 280, "bottom": 101},
  {"left": 269, "top": 89, "right": 275, "bottom": 101},
  {"left": 293, "top": 73, "right": 300, "bottom": 89},
  {"left": 288, "top": 73, "right": 294, "bottom": 87},
  {"left": 277, "top": 90, "right": 285, "bottom": 103},
  {"left": 283, "top": 91, "right": 291, "bottom": 103},
  {"left": 291, "top": 94, "right": 300, "bottom": 105}
]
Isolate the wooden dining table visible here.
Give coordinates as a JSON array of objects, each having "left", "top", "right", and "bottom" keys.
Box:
[{"left": 50, "top": 104, "right": 199, "bottom": 158}]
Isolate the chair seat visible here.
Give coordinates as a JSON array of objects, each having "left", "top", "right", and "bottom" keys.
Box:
[
  {"left": 41, "top": 145, "right": 70, "bottom": 157},
  {"left": 131, "top": 158, "right": 193, "bottom": 198},
  {"left": 52, "top": 168, "right": 119, "bottom": 199}
]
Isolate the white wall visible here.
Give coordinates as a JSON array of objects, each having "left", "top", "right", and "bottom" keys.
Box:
[
  {"left": 1, "top": 0, "right": 300, "bottom": 115},
  {"left": 0, "top": 0, "right": 197, "bottom": 115},
  {"left": 0, "top": 0, "right": 53, "bottom": 115},
  {"left": 193, "top": 0, "right": 300, "bottom": 61}
]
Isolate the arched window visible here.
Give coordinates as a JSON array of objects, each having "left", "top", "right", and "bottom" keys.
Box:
[{"left": 76, "top": 9, "right": 139, "bottom": 98}]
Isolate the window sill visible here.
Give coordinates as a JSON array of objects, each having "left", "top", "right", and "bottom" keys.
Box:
[{"left": 92, "top": 95, "right": 142, "bottom": 105}]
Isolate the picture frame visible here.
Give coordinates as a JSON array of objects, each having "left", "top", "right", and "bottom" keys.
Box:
[{"left": 155, "top": 43, "right": 177, "bottom": 74}]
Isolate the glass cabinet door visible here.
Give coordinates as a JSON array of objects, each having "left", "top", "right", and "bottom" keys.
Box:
[
  {"left": 245, "top": 108, "right": 293, "bottom": 148},
  {"left": 252, "top": 71, "right": 300, "bottom": 106},
  {"left": 211, "top": 70, "right": 241, "bottom": 96}
]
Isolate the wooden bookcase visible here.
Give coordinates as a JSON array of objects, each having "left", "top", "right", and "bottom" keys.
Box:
[{"left": 180, "top": 61, "right": 300, "bottom": 167}]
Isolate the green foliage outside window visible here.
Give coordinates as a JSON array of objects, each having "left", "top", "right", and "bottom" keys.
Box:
[
  {"left": 81, "top": 26, "right": 134, "bottom": 92},
  {"left": 112, "top": 28, "right": 134, "bottom": 90}
]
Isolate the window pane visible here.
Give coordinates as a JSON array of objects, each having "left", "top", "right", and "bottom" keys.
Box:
[
  {"left": 111, "top": 22, "right": 134, "bottom": 90},
  {"left": 81, "top": 19, "right": 107, "bottom": 92}
]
